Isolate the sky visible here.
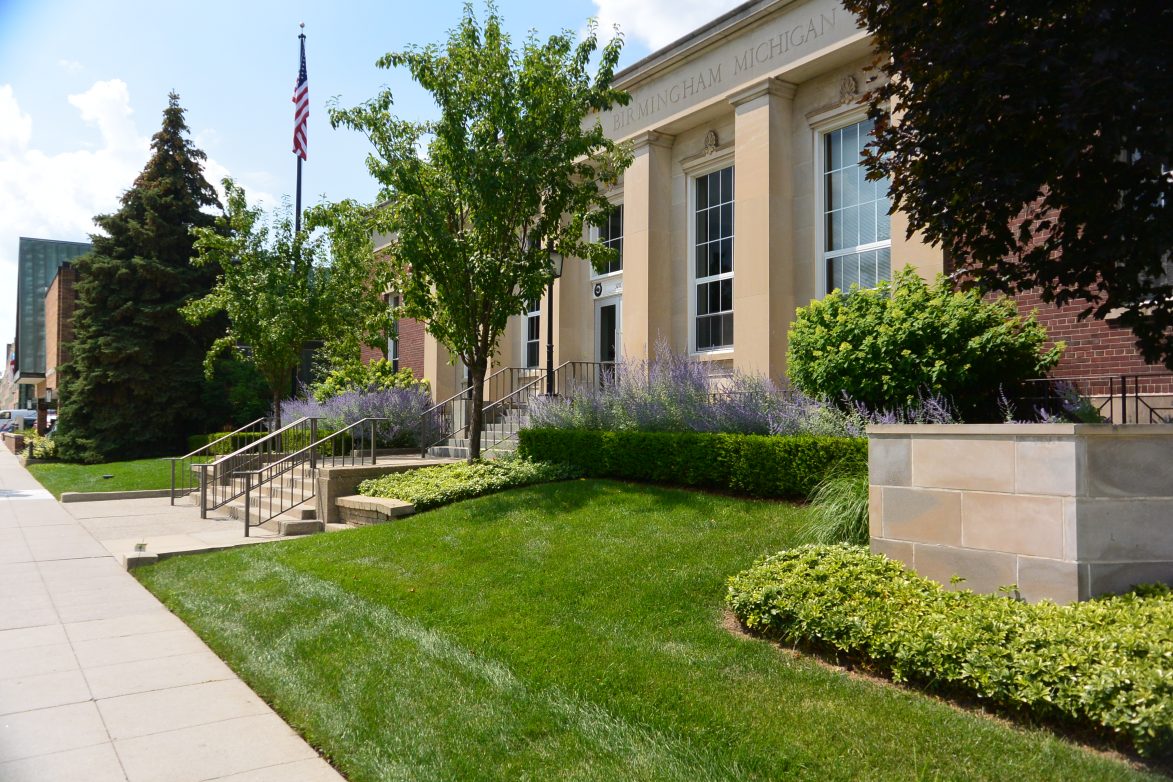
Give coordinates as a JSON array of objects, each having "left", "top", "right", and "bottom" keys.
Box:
[{"left": 0, "top": 0, "right": 741, "bottom": 354}]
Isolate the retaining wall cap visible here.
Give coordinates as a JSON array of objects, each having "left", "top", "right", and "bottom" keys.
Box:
[
  {"left": 336, "top": 495, "right": 415, "bottom": 512},
  {"left": 869, "top": 423, "right": 1173, "bottom": 436},
  {"left": 60, "top": 489, "right": 174, "bottom": 503}
]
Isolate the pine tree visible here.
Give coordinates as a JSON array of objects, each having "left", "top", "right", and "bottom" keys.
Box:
[{"left": 57, "top": 92, "right": 222, "bottom": 462}]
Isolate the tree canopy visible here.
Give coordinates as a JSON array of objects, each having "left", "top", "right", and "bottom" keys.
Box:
[
  {"left": 843, "top": 0, "right": 1173, "bottom": 366},
  {"left": 330, "top": 3, "right": 632, "bottom": 459},
  {"left": 56, "top": 92, "right": 222, "bottom": 462},
  {"left": 184, "top": 179, "right": 393, "bottom": 427}
]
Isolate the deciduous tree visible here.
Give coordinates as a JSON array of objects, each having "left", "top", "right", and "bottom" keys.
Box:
[
  {"left": 330, "top": 3, "right": 631, "bottom": 460},
  {"left": 843, "top": 0, "right": 1173, "bottom": 366},
  {"left": 184, "top": 180, "right": 392, "bottom": 427}
]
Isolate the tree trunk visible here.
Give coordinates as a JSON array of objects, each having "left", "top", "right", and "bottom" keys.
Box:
[
  {"left": 272, "top": 388, "right": 283, "bottom": 430},
  {"left": 467, "top": 364, "right": 486, "bottom": 463}
]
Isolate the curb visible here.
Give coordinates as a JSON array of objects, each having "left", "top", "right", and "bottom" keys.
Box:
[{"left": 60, "top": 489, "right": 175, "bottom": 503}]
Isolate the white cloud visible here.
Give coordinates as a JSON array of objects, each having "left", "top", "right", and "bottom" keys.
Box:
[
  {"left": 590, "top": 0, "right": 736, "bottom": 51},
  {"left": 0, "top": 86, "right": 33, "bottom": 156},
  {"left": 57, "top": 59, "right": 83, "bottom": 74}
]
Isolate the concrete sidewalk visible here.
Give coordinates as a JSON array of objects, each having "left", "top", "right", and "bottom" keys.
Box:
[{"left": 0, "top": 449, "right": 344, "bottom": 781}]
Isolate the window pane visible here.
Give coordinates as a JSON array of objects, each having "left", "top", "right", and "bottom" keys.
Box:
[
  {"left": 696, "top": 176, "right": 708, "bottom": 210},
  {"left": 823, "top": 120, "right": 892, "bottom": 292},
  {"left": 719, "top": 239, "right": 733, "bottom": 274},
  {"left": 877, "top": 197, "right": 891, "bottom": 241},
  {"left": 720, "top": 278, "right": 733, "bottom": 311},
  {"left": 721, "top": 167, "right": 733, "bottom": 203},
  {"left": 708, "top": 207, "right": 721, "bottom": 245},
  {"left": 720, "top": 203, "right": 734, "bottom": 238},
  {"left": 859, "top": 250, "right": 878, "bottom": 289},
  {"left": 696, "top": 208, "right": 708, "bottom": 245},
  {"left": 708, "top": 172, "right": 721, "bottom": 208},
  {"left": 877, "top": 246, "right": 891, "bottom": 280},
  {"left": 859, "top": 201, "right": 877, "bottom": 245}
]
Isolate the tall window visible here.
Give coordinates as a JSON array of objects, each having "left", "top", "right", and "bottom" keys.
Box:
[
  {"left": 695, "top": 166, "right": 734, "bottom": 351},
  {"left": 593, "top": 204, "right": 623, "bottom": 275},
  {"left": 524, "top": 298, "right": 541, "bottom": 368},
  {"left": 823, "top": 118, "right": 891, "bottom": 293},
  {"left": 387, "top": 295, "right": 400, "bottom": 371}
]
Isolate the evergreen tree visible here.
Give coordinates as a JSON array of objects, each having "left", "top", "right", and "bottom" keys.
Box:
[{"left": 57, "top": 92, "right": 221, "bottom": 462}]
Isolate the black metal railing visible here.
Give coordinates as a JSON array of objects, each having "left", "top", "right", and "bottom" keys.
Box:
[
  {"left": 164, "top": 417, "right": 269, "bottom": 505},
  {"left": 418, "top": 365, "right": 543, "bottom": 456},
  {"left": 237, "top": 417, "right": 386, "bottom": 535},
  {"left": 197, "top": 417, "right": 320, "bottom": 518},
  {"left": 417, "top": 361, "right": 616, "bottom": 456},
  {"left": 1020, "top": 372, "right": 1173, "bottom": 424}
]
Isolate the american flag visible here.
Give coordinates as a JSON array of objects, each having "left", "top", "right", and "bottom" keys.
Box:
[{"left": 292, "top": 32, "right": 308, "bottom": 160}]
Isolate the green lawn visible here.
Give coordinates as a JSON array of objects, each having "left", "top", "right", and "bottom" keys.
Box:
[
  {"left": 27, "top": 456, "right": 178, "bottom": 498},
  {"left": 136, "top": 480, "right": 1157, "bottom": 781}
]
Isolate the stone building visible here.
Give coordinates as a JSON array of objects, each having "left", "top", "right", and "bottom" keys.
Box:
[{"left": 382, "top": 0, "right": 1171, "bottom": 411}]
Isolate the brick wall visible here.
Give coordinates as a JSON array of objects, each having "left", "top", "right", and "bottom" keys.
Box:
[
  {"left": 358, "top": 317, "right": 425, "bottom": 382},
  {"left": 43, "top": 263, "right": 78, "bottom": 394},
  {"left": 397, "top": 318, "right": 425, "bottom": 380}
]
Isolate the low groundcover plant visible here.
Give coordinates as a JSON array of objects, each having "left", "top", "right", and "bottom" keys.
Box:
[
  {"left": 358, "top": 457, "right": 580, "bottom": 511},
  {"left": 727, "top": 544, "right": 1173, "bottom": 758}
]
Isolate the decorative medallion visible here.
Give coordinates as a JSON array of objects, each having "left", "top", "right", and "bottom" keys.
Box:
[
  {"left": 839, "top": 75, "right": 859, "bottom": 103},
  {"left": 593, "top": 282, "right": 603, "bottom": 298},
  {"left": 703, "top": 130, "right": 719, "bottom": 156}
]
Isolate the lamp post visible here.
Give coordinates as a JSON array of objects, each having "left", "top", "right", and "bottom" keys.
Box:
[{"left": 545, "top": 248, "right": 564, "bottom": 396}]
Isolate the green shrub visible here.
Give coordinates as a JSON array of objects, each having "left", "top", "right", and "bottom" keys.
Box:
[
  {"left": 358, "top": 457, "right": 580, "bottom": 511},
  {"left": 787, "top": 268, "right": 1063, "bottom": 421},
  {"left": 185, "top": 431, "right": 268, "bottom": 456},
  {"left": 311, "top": 359, "right": 428, "bottom": 403},
  {"left": 518, "top": 428, "right": 865, "bottom": 499},
  {"left": 21, "top": 430, "right": 57, "bottom": 460},
  {"left": 798, "top": 452, "right": 869, "bottom": 545},
  {"left": 727, "top": 545, "right": 1173, "bottom": 757}
]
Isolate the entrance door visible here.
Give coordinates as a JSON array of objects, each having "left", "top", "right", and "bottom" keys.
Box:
[{"left": 595, "top": 297, "right": 621, "bottom": 365}]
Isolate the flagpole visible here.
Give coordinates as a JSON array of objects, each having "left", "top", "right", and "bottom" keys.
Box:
[{"left": 295, "top": 23, "right": 306, "bottom": 234}]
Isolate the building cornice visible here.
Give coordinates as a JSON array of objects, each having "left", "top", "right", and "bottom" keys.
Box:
[
  {"left": 727, "top": 77, "right": 798, "bottom": 107},
  {"left": 614, "top": 0, "right": 813, "bottom": 90}
]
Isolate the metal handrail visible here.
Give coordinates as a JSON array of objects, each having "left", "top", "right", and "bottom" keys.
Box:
[
  {"left": 479, "top": 373, "right": 548, "bottom": 453},
  {"left": 237, "top": 417, "right": 388, "bottom": 535},
  {"left": 196, "top": 416, "right": 319, "bottom": 517},
  {"left": 1020, "top": 372, "right": 1173, "bottom": 424},
  {"left": 164, "top": 417, "right": 268, "bottom": 505}
]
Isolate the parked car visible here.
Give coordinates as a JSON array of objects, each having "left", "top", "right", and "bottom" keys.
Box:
[{"left": 0, "top": 409, "right": 38, "bottom": 433}]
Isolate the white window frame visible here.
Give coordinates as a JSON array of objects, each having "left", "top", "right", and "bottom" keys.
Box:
[
  {"left": 522, "top": 298, "right": 541, "bottom": 369},
  {"left": 812, "top": 110, "right": 893, "bottom": 299},
  {"left": 386, "top": 294, "right": 400, "bottom": 370},
  {"left": 590, "top": 199, "right": 624, "bottom": 280},
  {"left": 686, "top": 154, "right": 736, "bottom": 355}
]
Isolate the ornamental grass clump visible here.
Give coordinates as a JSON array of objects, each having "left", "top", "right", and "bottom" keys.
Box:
[{"left": 727, "top": 544, "right": 1173, "bottom": 758}]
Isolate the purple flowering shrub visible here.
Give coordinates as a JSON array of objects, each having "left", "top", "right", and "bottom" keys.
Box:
[
  {"left": 282, "top": 385, "right": 436, "bottom": 447},
  {"left": 527, "top": 346, "right": 864, "bottom": 437}
]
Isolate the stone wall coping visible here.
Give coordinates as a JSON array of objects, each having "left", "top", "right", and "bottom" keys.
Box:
[
  {"left": 868, "top": 423, "right": 1173, "bottom": 437},
  {"left": 336, "top": 495, "right": 414, "bottom": 514}
]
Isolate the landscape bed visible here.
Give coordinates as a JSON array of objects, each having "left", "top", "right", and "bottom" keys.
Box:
[{"left": 134, "top": 481, "right": 1157, "bottom": 781}]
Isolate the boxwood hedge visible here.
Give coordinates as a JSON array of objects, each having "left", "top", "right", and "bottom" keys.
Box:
[
  {"left": 517, "top": 428, "right": 865, "bottom": 499},
  {"left": 727, "top": 544, "right": 1173, "bottom": 758}
]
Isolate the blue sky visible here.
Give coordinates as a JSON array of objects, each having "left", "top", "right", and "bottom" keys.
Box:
[{"left": 0, "top": 0, "right": 735, "bottom": 352}]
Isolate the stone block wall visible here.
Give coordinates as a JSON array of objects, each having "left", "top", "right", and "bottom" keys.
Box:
[{"left": 869, "top": 424, "right": 1173, "bottom": 603}]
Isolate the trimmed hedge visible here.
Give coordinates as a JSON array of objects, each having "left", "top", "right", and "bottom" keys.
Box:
[
  {"left": 517, "top": 428, "right": 866, "bottom": 499},
  {"left": 727, "top": 544, "right": 1173, "bottom": 758},
  {"left": 357, "top": 458, "right": 581, "bottom": 511},
  {"left": 186, "top": 431, "right": 268, "bottom": 455}
]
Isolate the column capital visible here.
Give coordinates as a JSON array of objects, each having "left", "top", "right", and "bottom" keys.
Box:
[
  {"left": 629, "top": 130, "right": 675, "bottom": 152},
  {"left": 728, "top": 77, "right": 798, "bottom": 109}
]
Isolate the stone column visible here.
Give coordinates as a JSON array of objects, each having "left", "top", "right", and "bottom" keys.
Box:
[
  {"left": 619, "top": 131, "right": 674, "bottom": 361},
  {"left": 728, "top": 78, "right": 796, "bottom": 380}
]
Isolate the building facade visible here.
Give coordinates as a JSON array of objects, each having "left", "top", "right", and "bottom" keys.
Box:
[
  {"left": 385, "top": 0, "right": 1170, "bottom": 409},
  {"left": 13, "top": 238, "right": 90, "bottom": 412}
]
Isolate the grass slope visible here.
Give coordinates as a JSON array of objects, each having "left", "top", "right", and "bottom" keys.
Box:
[
  {"left": 137, "top": 480, "right": 1156, "bottom": 782},
  {"left": 27, "top": 456, "right": 175, "bottom": 498}
]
